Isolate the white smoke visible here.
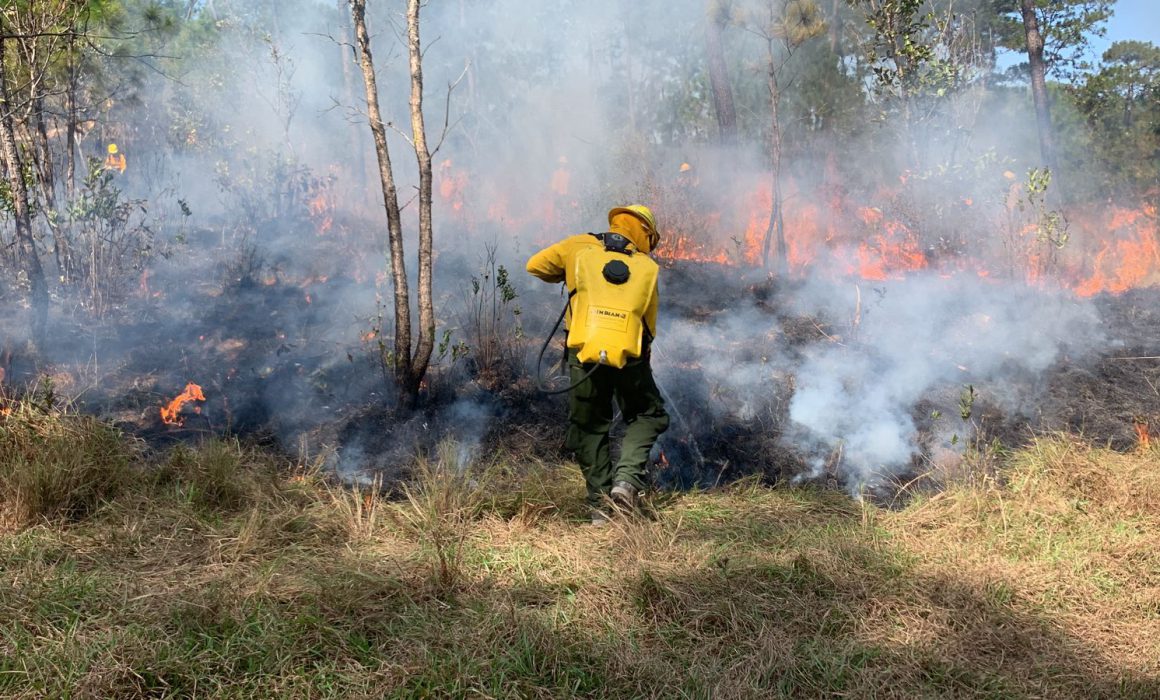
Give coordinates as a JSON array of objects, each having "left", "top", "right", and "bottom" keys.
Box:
[
  {"left": 783, "top": 272, "right": 1101, "bottom": 488},
  {"left": 649, "top": 268, "right": 1103, "bottom": 491}
]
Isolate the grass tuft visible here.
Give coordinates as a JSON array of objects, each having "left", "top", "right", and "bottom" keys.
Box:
[
  {"left": 0, "top": 395, "right": 137, "bottom": 527},
  {"left": 394, "top": 440, "right": 492, "bottom": 592},
  {"left": 153, "top": 438, "right": 282, "bottom": 512}
]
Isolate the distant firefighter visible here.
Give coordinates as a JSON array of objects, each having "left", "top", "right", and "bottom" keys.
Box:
[
  {"left": 668, "top": 161, "right": 707, "bottom": 242},
  {"left": 676, "top": 161, "right": 700, "bottom": 192},
  {"left": 104, "top": 143, "right": 126, "bottom": 174},
  {"left": 550, "top": 155, "right": 571, "bottom": 196}
]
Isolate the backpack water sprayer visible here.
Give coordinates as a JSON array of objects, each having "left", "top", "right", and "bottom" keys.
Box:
[{"left": 535, "top": 232, "right": 659, "bottom": 394}]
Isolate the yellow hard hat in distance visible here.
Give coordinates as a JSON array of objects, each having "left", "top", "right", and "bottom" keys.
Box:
[
  {"left": 608, "top": 204, "right": 659, "bottom": 251},
  {"left": 108, "top": 143, "right": 118, "bottom": 154}
]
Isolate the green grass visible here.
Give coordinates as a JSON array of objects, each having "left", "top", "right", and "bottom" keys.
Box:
[{"left": 1, "top": 402, "right": 1157, "bottom": 698}]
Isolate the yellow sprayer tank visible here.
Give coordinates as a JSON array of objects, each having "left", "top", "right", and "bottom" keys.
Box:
[{"left": 567, "top": 245, "right": 658, "bottom": 368}]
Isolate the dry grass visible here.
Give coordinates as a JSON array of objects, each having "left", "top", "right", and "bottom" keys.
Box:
[
  {"left": 0, "top": 393, "right": 137, "bottom": 527},
  {"left": 0, "top": 414, "right": 1157, "bottom": 698},
  {"left": 887, "top": 435, "right": 1160, "bottom": 684}
]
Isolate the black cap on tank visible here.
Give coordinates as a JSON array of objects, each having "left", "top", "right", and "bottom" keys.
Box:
[{"left": 602, "top": 259, "right": 630, "bottom": 284}]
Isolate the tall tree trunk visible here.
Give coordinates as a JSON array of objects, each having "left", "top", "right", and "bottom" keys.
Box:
[
  {"left": 761, "top": 45, "right": 787, "bottom": 276},
  {"left": 62, "top": 33, "right": 78, "bottom": 284},
  {"left": 349, "top": 0, "right": 413, "bottom": 398},
  {"left": 0, "top": 40, "right": 48, "bottom": 350},
  {"left": 1123, "top": 80, "right": 1134, "bottom": 128},
  {"left": 31, "top": 97, "right": 54, "bottom": 211},
  {"left": 705, "top": 2, "right": 737, "bottom": 144},
  {"left": 33, "top": 93, "right": 71, "bottom": 284},
  {"left": 621, "top": 4, "right": 638, "bottom": 134},
  {"left": 65, "top": 36, "right": 77, "bottom": 199},
  {"left": 406, "top": 0, "right": 435, "bottom": 400},
  {"left": 1019, "top": 0, "right": 1057, "bottom": 173},
  {"left": 828, "top": 0, "right": 842, "bottom": 53},
  {"left": 625, "top": 25, "right": 637, "bottom": 133}
]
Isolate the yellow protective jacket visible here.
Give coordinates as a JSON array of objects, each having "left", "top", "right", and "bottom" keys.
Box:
[
  {"left": 527, "top": 213, "right": 660, "bottom": 365},
  {"left": 104, "top": 153, "right": 126, "bottom": 174}
]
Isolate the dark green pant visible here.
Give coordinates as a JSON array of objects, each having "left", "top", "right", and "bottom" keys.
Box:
[{"left": 565, "top": 348, "right": 670, "bottom": 507}]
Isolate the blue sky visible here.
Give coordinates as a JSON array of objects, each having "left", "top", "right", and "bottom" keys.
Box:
[
  {"left": 1088, "top": 0, "right": 1160, "bottom": 60},
  {"left": 995, "top": 1, "right": 1159, "bottom": 71}
]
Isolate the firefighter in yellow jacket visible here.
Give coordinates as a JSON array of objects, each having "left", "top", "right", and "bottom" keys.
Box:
[
  {"left": 526, "top": 205, "right": 670, "bottom": 523},
  {"left": 104, "top": 143, "right": 126, "bottom": 174}
]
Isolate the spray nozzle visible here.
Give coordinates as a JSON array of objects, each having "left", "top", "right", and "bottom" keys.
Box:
[{"left": 599, "top": 350, "right": 608, "bottom": 364}]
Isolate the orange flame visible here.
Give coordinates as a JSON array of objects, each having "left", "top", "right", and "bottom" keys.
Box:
[
  {"left": 160, "top": 382, "right": 206, "bottom": 426},
  {"left": 308, "top": 191, "right": 334, "bottom": 235},
  {"left": 438, "top": 158, "right": 468, "bottom": 213},
  {"left": 1073, "top": 206, "right": 1160, "bottom": 296},
  {"left": 663, "top": 232, "right": 732, "bottom": 265},
  {"left": 852, "top": 223, "right": 927, "bottom": 280},
  {"left": 1135, "top": 420, "right": 1151, "bottom": 451},
  {"left": 428, "top": 162, "right": 1160, "bottom": 296}
]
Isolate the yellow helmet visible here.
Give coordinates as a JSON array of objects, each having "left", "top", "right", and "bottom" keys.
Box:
[
  {"left": 679, "top": 162, "right": 692, "bottom": 173},
  {"left": 608, "top": 204, "right": 659, "bottom": 251},
  {"left": 107, "top": 143, "right": 119, "bottom": 154}
]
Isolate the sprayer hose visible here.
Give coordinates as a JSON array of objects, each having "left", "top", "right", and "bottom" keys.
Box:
[{"left": 535, "top": 295, "right": 601, "bottom": 395}]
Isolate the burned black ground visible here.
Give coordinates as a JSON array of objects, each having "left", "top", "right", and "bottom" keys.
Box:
[{"left": 2, "top": 251, "right": 1157, "bottom": 500}]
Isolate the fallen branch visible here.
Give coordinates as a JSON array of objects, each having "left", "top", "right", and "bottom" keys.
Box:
[{"left": 812, "top": 321, "right": 844, "bottom": 345}]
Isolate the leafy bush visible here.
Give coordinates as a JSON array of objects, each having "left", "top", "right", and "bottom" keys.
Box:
[
  {"left": 456, "top": 243, "right": 523, "bottom": 389},
  {"left": 54, "top": 159, "right": 156, "bottom": 316}
]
